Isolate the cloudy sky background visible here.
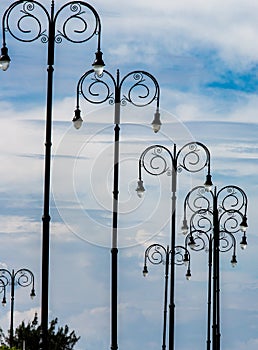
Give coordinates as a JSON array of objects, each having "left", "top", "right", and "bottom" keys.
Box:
[{"left": 0, "top": 0, "right": 258, "bottom": 349}]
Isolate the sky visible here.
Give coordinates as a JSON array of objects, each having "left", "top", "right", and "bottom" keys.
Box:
[{"left": 0, "top": 0, "right": 258, "bottom": 349}]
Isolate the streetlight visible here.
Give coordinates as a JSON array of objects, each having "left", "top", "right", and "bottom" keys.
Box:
[
  {"left": 136, "top": 142, "right": 212, "bottom": 350},
  {"left": 143, "top": 243, "right": 191, "bottom": 350},
  {"left": 0, "top": 268, "right": 35, "bottom": 348},
  {"left": 1, "top": 1, "right": 104, "bottom": 349},
  {"left": 73, "top": 68, "right": 161, "bottom": 350},
  {"left": 182, "top": 185, "right": 248, "bottom": 350},
  {"left": 185, "top": 228, "right": 238, "bottom": 350}
]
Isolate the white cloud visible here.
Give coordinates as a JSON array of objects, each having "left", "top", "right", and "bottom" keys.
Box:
[
  {"left": 100, "top": 0, "right": 258, "bottom": 70},
  {"left": 0, "top": 307, "right": 40, "bottom": 336},
  {"left": 0, "top": 216, "right": 40, "bottom": 235}
]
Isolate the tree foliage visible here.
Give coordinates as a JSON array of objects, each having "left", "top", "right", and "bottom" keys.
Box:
[{"left": 0, "top": 313, "right": 80, "bottom": 349}]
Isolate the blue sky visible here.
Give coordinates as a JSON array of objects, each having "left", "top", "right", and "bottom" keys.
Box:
[{"left": 0, "top": 0, "right": 258, "bottom": 349}]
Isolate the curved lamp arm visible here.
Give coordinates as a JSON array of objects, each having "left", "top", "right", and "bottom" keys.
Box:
[
  {"left": 0, "top": 0, "right": 104, "bottom": 71},
  {"left": 73, "top": 69, "right": 161, "bottom": 130}
]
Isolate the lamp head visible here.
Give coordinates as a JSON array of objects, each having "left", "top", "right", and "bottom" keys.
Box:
[
  {"left": 231, "top": 254, "right": 237, "bottom": 267},
  {"left": 30, "top": 288, "right": 36, "bottom": 299},
  {"left": 2, "top": 296, "right": 6, "bottom": 306},
  {"left": 188, "top": 235, "right": 196, "bottom": 249},
  {"left": 204, "top": 174, "right": 213, "bottom": 192},
  {"left": 239, "top": 216, "right": 248, "bottom": 232},
  {"left": 142, "top": 265, "right": 148, "bottom": 277},
  {"left": 0, "top": 46, "right": 11, "bottom": 71},
  {"left": 136, "top": 180, "right": 145, "bottom": 198},
  {"left": 92, "top": 50, "right": 105, "bottom": 77},
  {"left": 181, "top": 219, "right": 189, "bottom": 235},
  {"left": 183, "top": 252, "right": 189, "bottom": 266},
  {"left": 240, "top": 234, "right": 247, "bottom": 250},
  {"left": 72, "top": 108, "right": 83, "bottom": 129},
  {"left": 151, "top": 109, "right": 161, "bottom": 133},
  {"left": 185, "top": 268, "right": 191, "bottom": 281}
]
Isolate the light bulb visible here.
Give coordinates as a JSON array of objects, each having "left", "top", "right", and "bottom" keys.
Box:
[
  {"left": 92, "top": 50, "right": 105, "bottom": 77},
  {"left": 151, "top": 110, "right": 161, "bottom": 133},
  {"left": 72, "top": 108, "right": 83, "bottom": 129},
  {"left": 136, "top": 180, "right": 145, "bottom": 198}
]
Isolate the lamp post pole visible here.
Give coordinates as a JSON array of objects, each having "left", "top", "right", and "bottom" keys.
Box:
[
  {"left": 73, "top": 68, "right": 161, "bottom": 350},
  {"left": 183, "top": 229, "right": 213, "bottom": 350},
  {"left": 142, "top": 244, "right": 191, "bottom": 350},
  {"left": 182, "top": 185, "right": 248, "bottom": 350},
  {"left": 212, "top": 190, "right": 220, "bottom": 350},
  {"left": 0, "top": 268, "right": 35, "bottom": 348},
  {"left": 136, "top": 142, "right": 212, "bottom": 350},
  {"left": 0, "top": 2, "right": 104, "bottom": 349}
]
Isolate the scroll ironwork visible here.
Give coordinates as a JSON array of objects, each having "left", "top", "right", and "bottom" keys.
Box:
[{"left": 2, "top": 0, "right": 102, "bottom": 45}]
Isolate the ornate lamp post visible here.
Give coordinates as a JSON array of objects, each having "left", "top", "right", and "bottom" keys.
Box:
[
  {"left": 0, "top": 268, "right": 36, "bottom": 348},
  {"left": 182, "top": 185, "right": 248, "bottom": 350},
  {"left": 73, "top": 68, "right": 161, "bottom": 350},
  {"left": 0, "top": 2, "right": 104, "bottom": 349},
  {"left": 136, "top": 142, "right": 212, "bottom": 350},
  {"left": 184, "top": 229, "right": 214, "bottom": 350},
  {"left": 143, "top": 243, "right": 191, "bottom": 350}
]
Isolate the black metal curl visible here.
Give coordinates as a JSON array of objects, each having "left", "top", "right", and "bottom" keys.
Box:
[
  {"left": 76, "top": 69, "right": 160, "bottom": 108},
  {"left": 77, "top": 69, "right": 115, "bottom": 105},
  {"left": 0, "top": 278, "right": 6, "bottom": 294},
  {"left": 0, "top": 274, "right": 9, "bottom": 289},
  {"left": 2, "top": 1, "right": 101, "bottom": 45},
  {"left": 139, "top": 142, "right": 211, "bottom": 184},
  {"left": 190, "top": 211, "right": 213, "bottom": 235},
  {"left": 218, "top": 186, "right": 247, "bottom": 213},
  {"left": 183, "top": 184, "right": 248, "bottom": 260},
  {"left": 184, "top": 185, "right": 248, "bottom": 222},
  {"left": 144, "top": 244, "right": 191, "bottom": 268},
  {"left": 185, "top": 230, "right": 210, "bottom": 252},
  {"left": 144, "top": 244, "right": 167, "bottom": 266},
  {"left": 23, "top": 1, "right": 34, "bottom": 12},
  {"left": 174, "top": 245, "right": 190, "bottom": 266},
  {"left": 219, "top": 210, "right": 244, "bottom": 234},
  {"left": 55, "top": 3, "right": 98, "bottom": 44},
  {"left": 3, "top": 1, "right": 49, "bottom": 43},
  {"left": 0, "top": 269, "right": 34, "bottom": 288},
  {"left": 186, "top": 229, "right": 236, "bottom": 255},
  {"left": 16, "top": 269, "right": 34, "bottom": 287},
  {"left": 184, "top": 186, "right": 212, "bottom": 214},
  {"left": 185, "top": 192, "right": 246, "bottom": 237},
  {"left": 119, "top": 70, "right": 160, "bottom": 108},
  {"left": 121, "top": 73, "right": 150, "bottom": 107},
  {"left": 140, "top": 145, "right": 172, "bottom": 177},
  {"left": 218, "top": 231, "right": 236, "bottom": 253},
  {"left": 176, "top": 142, "right": 211, "bottom": 173}
]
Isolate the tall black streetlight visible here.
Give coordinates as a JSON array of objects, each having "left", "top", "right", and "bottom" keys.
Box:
[
  {"left": 182, "top": 185, "right": 248, "bottom": 350},
  {"left": 73, "top": 68, "right": 161, "bottom": 350},
  {"left": 142, "top": 243, "right": 191, "bottom": 350},
  {"left": 0, "top": 2, "right": 104, "bottom": 349},
  {"left": 0, "top": 268, "right": 36, "bottom": 348},
  {"left": 136, "top": 142, "right": 212, "bottom": 350},
  {"left": 184, "top": 228, "right": 237, "bottom": 350}
]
